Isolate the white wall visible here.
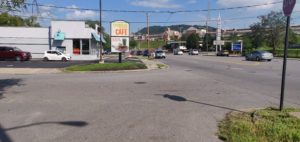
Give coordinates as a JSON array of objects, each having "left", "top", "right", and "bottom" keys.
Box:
[
  {"left": 0, "top": 27, "right": 49, "bottom": 58},
  {"left": 51, "top": 21, "right": 92, "bottom": 39}
]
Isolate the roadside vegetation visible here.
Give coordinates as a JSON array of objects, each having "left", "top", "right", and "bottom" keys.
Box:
[
  {"left": 130, "top": 40, "right": 166, "bottom": 49},
  {"left": 218, "top": 108, "right": 300, "bottom": 142},
  {"left": 65, "top": 61, "right": 147, "bottom": 72}
]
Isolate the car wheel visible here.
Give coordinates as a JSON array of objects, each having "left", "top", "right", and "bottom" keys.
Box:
[
  {"left": 43, "top": 57, "right": 49, "bottom": 61},
  {"left": 256, "top": 57, "right": 261, "bottom": 61},
  {"left": 62, "top": 57, "right": 67, "bottom": 62},
  {"left": 268, "top": 59, "right": 272, "bottom": 62},
  {"left": 15, "top": 56, "right": 22, "bottom": 61}
]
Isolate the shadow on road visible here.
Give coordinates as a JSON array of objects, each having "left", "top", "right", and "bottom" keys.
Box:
[
  {"left": 0, "top": 121, "right": 88, "bottom": 142},
  {"left": 0, "top": 79, "right": 23, "bottom": 99},
  {"left": 156, "top": 94, "right": 245, "bottom": 113}
]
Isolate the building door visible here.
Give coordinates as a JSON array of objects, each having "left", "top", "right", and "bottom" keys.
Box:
[{"left": 82, "top": 39, "right": 90, "bottom": 55}]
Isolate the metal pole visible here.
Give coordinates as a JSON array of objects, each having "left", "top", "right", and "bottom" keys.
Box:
[
  {"left": 99, "top": 0, "right": 104, "bottom": 63},
  {"left": 48, "top": 26, "right": 52, "bottom": 50},
  {"left": 280, "top": 16, "right": 290, "bottom": 111}
]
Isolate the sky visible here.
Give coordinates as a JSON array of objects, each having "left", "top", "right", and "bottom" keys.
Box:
[{"left": 14, "top": 0, "right": 300, "bottom": 33}]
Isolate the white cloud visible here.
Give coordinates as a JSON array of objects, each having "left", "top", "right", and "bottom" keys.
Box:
[
  {"left": 64, "top": 5, "right": 98, "bottom": 20},
  {"left": 217, "top": 0, "right": 277, "bottom": 10},
  {"left": 131, "top": 0, "right": 180, "bottom": 8},
  {"left": 187, "top": 0, "right": 197, "bottom": 4}
]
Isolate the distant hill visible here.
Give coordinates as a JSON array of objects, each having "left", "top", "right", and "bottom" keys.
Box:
[{"left": 136, "top": 24, "right": 216, "bottom": 35}]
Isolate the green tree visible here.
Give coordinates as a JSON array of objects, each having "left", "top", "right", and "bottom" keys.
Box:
[
  {"left": 24, "top": 16, "right": 40, "bottom": 27},
  {"left": 186, "top": 33, "right": 200, "bottom": 49},
  {"left": 249, "top": 22, "right": 265, "bottom": 49},
  {"left": 202, "top": 34, "right": 214, "bottom": 51},
  {"left": 0, "top": 0, "right": 26, "bottom": 12},
  {"left": 257, "top": 11, "right": 286, "bottom": 54},
  {"left": 129, "top": 40, "right": 138, "bottom": 49}
]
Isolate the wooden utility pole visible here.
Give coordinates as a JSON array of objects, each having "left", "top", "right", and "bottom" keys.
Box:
[
  {"left": 147, "top": 13, "right": 150, "bottom": 50},
  {"left": 99, "top": 0, "right": 104, "bottom": 63},
  {"left": 205, "top": 0, "right": 210, "bottom": 52}
]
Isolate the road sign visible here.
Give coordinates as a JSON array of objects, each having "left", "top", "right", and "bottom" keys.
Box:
[
  {"left": 232, "top": 43, "right": 242, "bottom": 52},
  {"left": 213, "top": 40, "right": 225, "bottom": 46},
  {"left": 283, "top": 0, "right": 296, "bottom": 17}
]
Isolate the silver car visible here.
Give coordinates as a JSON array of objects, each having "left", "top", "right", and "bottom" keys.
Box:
[{"left": 245, "top": 51, "right": 273, "bottom": 61}]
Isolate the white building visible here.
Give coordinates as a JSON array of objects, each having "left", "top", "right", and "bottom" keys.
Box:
[{"left": 0, "top": 21, "right": 104, "bottom": 60}]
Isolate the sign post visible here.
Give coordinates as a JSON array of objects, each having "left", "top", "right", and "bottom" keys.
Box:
[
  {"left": 280, "top": 0, "right": 296, "bottom": 111},
  {"left": 111, "top": 21, "right": 130, "bottom": 63}
]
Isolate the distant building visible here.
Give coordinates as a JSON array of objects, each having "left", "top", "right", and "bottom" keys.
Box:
[
  {"left": 183, "top": 27, "right": 206, "bottom": 37},
  {"left": 163, "top": 28, "right": 182, "bottom": 41}
]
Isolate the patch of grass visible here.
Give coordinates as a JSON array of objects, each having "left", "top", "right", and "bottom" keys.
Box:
[
  {"left": 218, "top": 108, "right": 300, "bottom": 142},
  {"left": 65, "top": 61, "right": 147, "bottom": 71},
  {"left": 157, "top": 64, "right": 166, "bottom": 69}
]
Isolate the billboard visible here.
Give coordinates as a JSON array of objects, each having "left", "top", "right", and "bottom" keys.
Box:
[
  {"left": 111, "top": 21, "right": 130, "bottom": 53},
  {"left": 111, "top": 37, "right": 129, "bottom": 53}
]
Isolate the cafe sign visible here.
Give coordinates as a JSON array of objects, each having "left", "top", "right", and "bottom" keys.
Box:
[
  {"left": 111, "top": 21, "right": 129, "bottom": 37},
  {"left": 111, "top": 21, "right": 130, "bottom": 53}
]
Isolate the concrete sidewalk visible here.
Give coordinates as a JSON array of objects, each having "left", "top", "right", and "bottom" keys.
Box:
[{"left": 0, "top": 68, "right": 62, "bottom": 75}]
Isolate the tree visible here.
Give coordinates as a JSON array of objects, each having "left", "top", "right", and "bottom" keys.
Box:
[
  {"left": 250, "top": 11, "right": 286, "bottom": 54},
  {"left": 0, "top": 0, "right": 26, "bottom": 12},
  {"left": 261, "top": 11, "right": 286, "bottom": 53},
  {"left": 202, "top": 34, "right": 214, "bottom": 51},
  {"left": 186, "top": 33, "right": 200, "bottom": 49},
  {"left": 249, "top": 22, "right": 265, "bottom": 49},
  {"left": 0, "top": 13, "right": 40, "bottom": 27},
  {"left": 129, "top": 40, "right": 138, "bottom": 49},
  {"left": 24, "top": 16, "right": 40, "bottom": 27}
]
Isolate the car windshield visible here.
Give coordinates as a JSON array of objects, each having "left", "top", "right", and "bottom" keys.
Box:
[
  {"left": 156, "top": 51, "right": 163, "bottom": 53},
  {"left": 13, "top": 47, "right": 22, "bottom": 51}
]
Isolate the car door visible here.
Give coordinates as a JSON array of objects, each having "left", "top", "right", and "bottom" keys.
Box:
[
  {"left": 0, "top": 47, "right": 5, "bottom": 59},
  {"left": 53, "top": 51, "right": 62, "bottom": 60},
  {"left": 6, "top": 47, "right": 15, "bottom": 59}
]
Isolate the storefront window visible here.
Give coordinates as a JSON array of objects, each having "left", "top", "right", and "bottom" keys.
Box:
[
  {"left": 73, "top": 39, "right": 80, "bottom": 55},
  {"left": 82, "top": 39, "right": 90, "bottom": 55}
]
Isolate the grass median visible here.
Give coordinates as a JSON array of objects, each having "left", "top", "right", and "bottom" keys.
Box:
[
  {"left": 218, "top": 108, "right": 300, "bottom": 142},
  {"left": 65, "top": 61, "right": 147, "bottom": 72}
]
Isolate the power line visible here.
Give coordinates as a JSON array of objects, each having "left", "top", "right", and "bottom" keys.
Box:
[{"left": 24, "top": 1, "right": 282, "bottom": 14}]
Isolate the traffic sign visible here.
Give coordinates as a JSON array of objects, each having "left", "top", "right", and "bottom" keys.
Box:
[{"left": 283, "top": 0, "right": 296, "bottom": 17}]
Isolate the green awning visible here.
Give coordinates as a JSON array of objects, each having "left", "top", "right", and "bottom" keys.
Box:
[
  {"left": 92, "top": 33, "right": 106, "bottom": 43},
  {"left": 54, "top": 32, "right": 65, "bottom": 41}
]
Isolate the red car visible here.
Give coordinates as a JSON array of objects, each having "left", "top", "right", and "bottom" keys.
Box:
[{"left": 0, "top": 46, "right": 32, "bottom": 61}]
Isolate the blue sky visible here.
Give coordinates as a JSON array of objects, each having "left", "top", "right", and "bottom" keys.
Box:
[{"left": 19, "top": 0, "right": 300, "bottom": 33}]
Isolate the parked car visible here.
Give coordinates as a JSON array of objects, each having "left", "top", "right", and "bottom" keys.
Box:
[
  {"left": 136, "top": 50, "right": 143, "bottom": 56},
  {"left": 189, "top": 49, "right": 199, "bottom": 55},
  {"left": 155, "top": 50, "right": 166, "bottom": 59},
  {"left": 143, "top": 50, "right": 150, "bottom": 57},
  {"left": 43, "top": 50, "right": 71, "bottom": 62},
  {"left": 245, "top": 51, "right": 273, "bottom": 61},
  {"left": 174, "top": 49, "right": 184, "bottom": 55},
  {"left": 0, "top": 46, "right": 31, "bottom": 61},
  {"left": 217, "top": 50, "right": 229, "bottom": 56}
]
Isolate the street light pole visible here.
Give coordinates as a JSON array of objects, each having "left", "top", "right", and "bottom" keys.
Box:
[{"left": 99, "top": 0, "right": 104, "bottom": 63}]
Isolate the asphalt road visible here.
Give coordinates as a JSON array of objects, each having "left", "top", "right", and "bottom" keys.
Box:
[{"left": 0, "top": 55, "right": 299, "bottom": 142}]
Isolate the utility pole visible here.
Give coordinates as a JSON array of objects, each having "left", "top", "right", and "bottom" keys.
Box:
[
  {"left": 99, "top": 0, "right": 104, "bottom": 63},
  {"left": 146, "top": 13, "right": 150, "bottom": 50},
  {"left": 205, "top": 0, "right": 211, "bottom": 52}
]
